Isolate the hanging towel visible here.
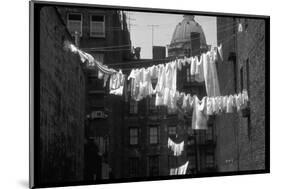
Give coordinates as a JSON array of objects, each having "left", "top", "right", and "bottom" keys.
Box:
[
  {"left": 169, "top": 161, "right": 189, "bottom": 175},
  {"left": 192, "top": 96, "right": 208, "bottom": 130},
  {"left": 202, "top": 51, "right": 221, "bottom": 97},
  {"left": 195, "top": 54, "right": 204, "bottom": 82},
  {"left": 168, "top": 138, "right": 184, "bottom": 156}
]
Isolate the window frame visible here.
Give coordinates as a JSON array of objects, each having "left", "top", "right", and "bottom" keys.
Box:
[
  {"left": 148, "top": 156, "right": 159, "bottom": 176},
  {"left": 67, "top": 13, "right": 83, "bottom": 37},
  {"left": 205, "top": 153, "right": 215, "bottom": 168},
  {"left": 129, "top": 99, "right": 138, "bottom": 114},
  {"left": 168, "top": 125, "right": 177, "bottom": 137},
  {"left": 149, "top": 125, "right": 159, "bottom": 145},
  {"left": 148, "top": 95, "right": 157, "bottom": 112},
  {"left": 129, "top": 157, "right": 139, "bottom": 177},
  {"left": 90, "top": 14, "right": 106, "bottom": 38},
  {"left": 129, "top": 127, "right": 139, "bottom": 146}
]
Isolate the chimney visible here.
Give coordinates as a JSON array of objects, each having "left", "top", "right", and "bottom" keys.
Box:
[{"left": 153, "top": 46, "right": 166, "bottom": 60}]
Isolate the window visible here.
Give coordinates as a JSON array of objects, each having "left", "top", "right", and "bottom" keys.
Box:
[
  {"left": 129, "top": 128, "right": 138, "bottom": 145},
  {"left": 148, "top": 156, "right": 159, "bottom": 176},
  {"left": 149, "top": 126, "right": 158, "bottom": 144},
  {"left": 149, "top": 95, "right": 156, "bottom": 112},
  {"left": 206, "top": 154, "right": 214, "bottom": 168},
  {"left": 129, "top": 99, "right": 138, "bottom": 114},
  {"left": 168, "top": 125, "right": 176, "bottom": 136},
  {"left": 206, "top": 127, "right": 213, "bottom": 141},
  {"left": 90, "top": 15, "right": 105, "bottom": 37},
  {"left": 187, "top": 126, "right": 193, "bottom": 136},
  {"left": 188, "top": 155, "right": 196, "bottom": 169},
  {"left": 168, "top": 155, "right": 178, "bottom": 169},
  {"left": 67, "top": 13, "right": 82, "bottom": 37},
  {"left": 129, "top": 158, "right": 139, "bottom": 177}
]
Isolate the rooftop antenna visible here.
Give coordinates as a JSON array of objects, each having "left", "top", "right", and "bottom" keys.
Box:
[{"left": 147, "top": 24, "right": 159, "bottom": 47}]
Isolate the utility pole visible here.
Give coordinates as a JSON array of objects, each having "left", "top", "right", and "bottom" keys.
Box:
[
  {"left": 147, "top": 24, "right": 159, "bottom": 47},
  {"left": 126, "top": 12, "right": 136, "bottom": 33}
]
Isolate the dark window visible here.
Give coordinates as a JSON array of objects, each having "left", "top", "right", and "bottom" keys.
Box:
[
  {"left": 67, "top": 13, "right": 82, "bottom": 37},
  {"left": 91, "top": 15, "right": 104, "bottom": 22},
  {"left": 149, "top": 126, "right": 158, "bottom": 144},
  {"left": 206, "top": 154, "right": 215, "bottom": 168},
  {"left": 168, "top": 125, "right": 176, "bottom": 136},
  {"left": 129, "top": 128, "right": 138, "bottom": 145},
  {"left": 206, "top": 127, "right": 213, "bottom": 141},
  {"left": 90, "top": 15, "right": 105, "bottom": 37},
  {"left": 149, "top": 95, "right": 156, "bottom": 112},
  {"left": 188, "top": 155, "right": 196, "bottom": 169},
  {"left": 68, "top": 14, "right": 82, "bottom": 20},
  {"left": 148, "top": 156, "right": 159, "bottom": 176},
  {"left": 129, "top": 99, "right": 138, "bottom": 114},
  {"left": 129, "top": 158, "right": 139, "bottom": 177},
  {"left": 168, "top": 155, "right": 178, "bottom": 169}
]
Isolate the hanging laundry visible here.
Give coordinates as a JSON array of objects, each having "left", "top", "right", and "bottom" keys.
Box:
[
  {"left": 190, "top": 56, "right": 197, "bottom": 76},
  {"left": 226, "top": 95, "right": 234, "bottom": 113},
  {"left": 194, "top": 54, "right": 204, "bottom": 82},
  {"left": 103, "top": 74, "right": 109, "bottom": 87},
  {"left": 222, "top": 95, "right": 228, "bottom": 112},
  {"left": 98, "top": 70, "right": 104, "bottom": 79},
  {"left": 109, "top": 70, "right": 125, "bottom": 96},
  {"left": 234, "top": 93, "right": 243, "bottom": 112},
  {"left": 192, "top": 96, "right": 208, "bottom": 130},
  {"left": 148, "top": 65, "right": 159, "bottom": 79},
  {"left": 217, "top": 43, "right": 223, "bottom": 62},
  {"left": 177, "top": 59, "right": 182, "bottom": 71},
  {"left": 169, "top": 161, "right": 189, "bottom": 175},
  {"left": 155, "top": 61, "right": 177, "bottom": 110},
  {"left": 177, "top": 161, "right": 189, "bottom": 175},
  {"left": 238, "top": 23, "right": 243, "bottom": 32},
  {"left": 206, "top": 97, "right": 213, "bottom": 115},
  {"left": 202, "top": 49, "right": 221, "bottom": 97},
  {"left": 241, "top": 89, "right": 249, "bottom": 108},
  {"left": 217, "top": 96, "right": 224, "bottom": 114},
  {"left": 168, "top": 137, "right": 184, "bottom": 156}
]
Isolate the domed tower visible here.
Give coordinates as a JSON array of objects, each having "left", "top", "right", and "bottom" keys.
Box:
[{"left": 168, "top": 15, "right": 208, "bottom": 57}]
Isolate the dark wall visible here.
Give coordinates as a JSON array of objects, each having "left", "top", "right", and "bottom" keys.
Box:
[
  {"left": 215, "top": 17, "right": 266, "bottom": 171},
  {"left": 39, "top": 7, "right": 86, "bottom": 183}
]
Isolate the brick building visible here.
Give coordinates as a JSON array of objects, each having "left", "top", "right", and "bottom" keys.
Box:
[
  {"left": 56, "top": 6, "right": 134, "bottom": 180},
  {"left": 39, "top": 7, "right": 86, "bottom": 184},
  {"left": 215, "top": 17, "right": 266, "bottom": 171},
  {"left": 116, "top": 15, "right": 217, "bottom": 178},
  {"left": 39, "top": 5, "right": 267, "bottom": 183}
]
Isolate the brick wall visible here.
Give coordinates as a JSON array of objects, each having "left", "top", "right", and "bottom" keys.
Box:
[
  {"left": 215, "top": 17, "right": 266, "bottom": 171},
  {"left": 236, "top": 18, "right": 266, "bottom": 170},
  {"left": 39, "top": 7, "right": 86, "bottom": 183}
]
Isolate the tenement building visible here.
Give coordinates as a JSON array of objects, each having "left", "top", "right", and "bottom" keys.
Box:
[
  {"left": 215, "top": 17, "right": 266, "bottom": 171},
  {"left": 118, "top": 15, "right": 217, "bottom": 178},
  {"left": 56, "top": 7, "right": 134, "bottom": 180},
  {"left": 39, "top": 7, "right": 86, "bottom": 183}
]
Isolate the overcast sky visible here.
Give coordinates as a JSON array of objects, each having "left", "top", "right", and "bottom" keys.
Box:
[{"left": 126, "top": 11, "right": 217, "bottom": 59}]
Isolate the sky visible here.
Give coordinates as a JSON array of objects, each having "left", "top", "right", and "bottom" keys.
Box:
[{"left": 126, "top": 11, "right": 217, "bottom": 59}]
